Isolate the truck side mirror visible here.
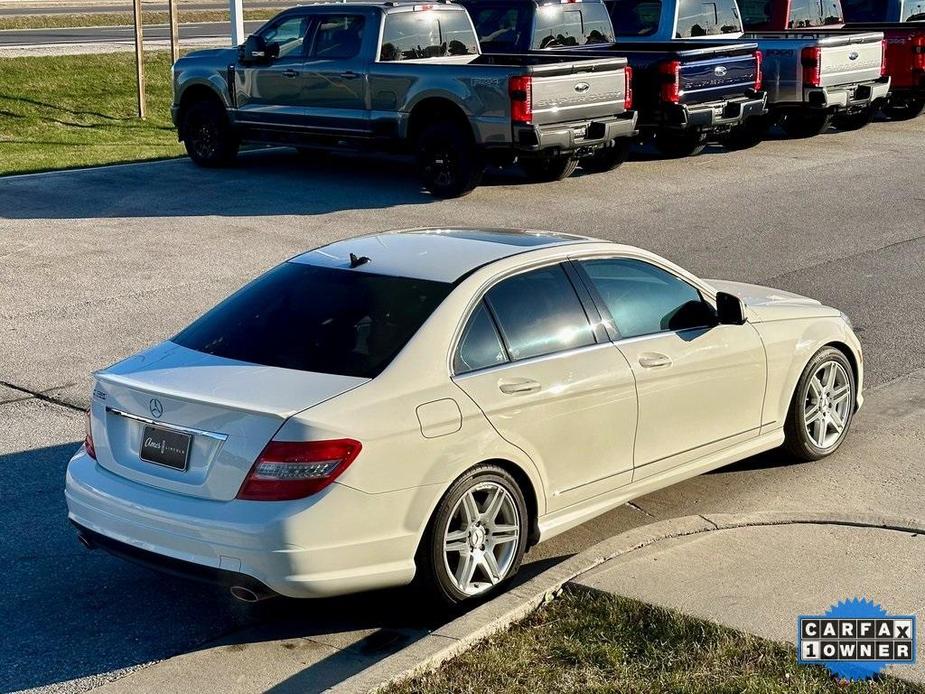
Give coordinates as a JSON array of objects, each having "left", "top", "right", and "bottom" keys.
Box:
[
  {"left": 716, "top": 291, "right": 747, "bottom": 325},
  {"left": 239, "top": 35, "right": 278, "bottom": 65}
]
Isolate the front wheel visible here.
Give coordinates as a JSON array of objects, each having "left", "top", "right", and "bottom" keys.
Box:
[
  {"left": 778, "top": 109, "right": 832, "bottom": 139},
  {"left": 580, "top": 139, "right": 631, "bottom": 173},
  {"left": 182, "top": 100, "right": 239, "bottom": 167},
  {"left": 417, "top": 465, "right": 529, "bottom": 606},
  {"left": 520, "top": 155, "right": 579, "bottom": 182},
  {"left": 783, "top": 347, "right": 856, "bottom": 461},
  {"left": 415, "top": 121, "right": 483, "bottom": 199},
  {"left": 653, "top": 129, "right": 707, "bottom": 158},
  {"left": 833, "top": 105, "right": 876, "bottom": 131},
  {"left": 883, "top": 94, "right": 925, "bottom": 121}
]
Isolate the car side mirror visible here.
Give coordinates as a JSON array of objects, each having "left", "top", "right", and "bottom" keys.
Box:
[
  {"left": 716, "top": 291, "right": 747, "bottom": 325},
  {"left": 239, "top": 35, "right": 278, "bottom": 65}
]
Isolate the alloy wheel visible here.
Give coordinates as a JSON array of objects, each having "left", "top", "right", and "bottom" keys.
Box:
[{"left": 803, "top": 360, "right": 852, "bottom": 449}]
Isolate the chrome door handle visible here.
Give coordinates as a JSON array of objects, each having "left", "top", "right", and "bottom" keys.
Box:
[
  {"left": 282, "top": 68, "right": 299, "bottom": 78},
  {"left": 498, "top": 378, "right": 541, "bottom": 395},
  {"left": 638, "top": 352, "right": 672, "bottom": 369},
  {"left": 340, "top": 70, "right": 361, "bottom": 79}
]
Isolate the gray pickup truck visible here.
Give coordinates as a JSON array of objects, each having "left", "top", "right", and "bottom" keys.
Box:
[{"left": 170, "top": 1, "right": 637, "bottom": 197}]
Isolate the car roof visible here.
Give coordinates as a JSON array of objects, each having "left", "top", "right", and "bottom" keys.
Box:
[{"left": 290, "top": 228, "right": 599, "bottom": 282}]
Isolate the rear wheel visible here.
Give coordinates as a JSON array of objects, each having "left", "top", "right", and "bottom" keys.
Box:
[
  {"left": 182, "top": 100, "right": 239, "bottom": 167},
  {"left": 722, "top": 115, "right": 770, "bottom": 151},
  {"left": 783, "top": 347, "right": 856, "bottom": 461},
  {"left": 778, "top": 109, "right": 832, "bottom": 139},
  {"left": 654, "top": 129, "right": 707, "bottom": 158},
  {"left": 417, "top": 465, "right": 529, "bottom": 606},
  {"left": 520, "top": 155, "right": 579, "bottom": 182},
  {"left": 883, "top": 94, "right": 925, "bottom": 121},
  {"left": 415, "top": 121, "right": 483, "bottom": 199},
  {"left": 580, "top": 139, "right": 631, "bottom": 173},
  {"left": 833, "top": 105, "right": 876, "bottom": 131}
]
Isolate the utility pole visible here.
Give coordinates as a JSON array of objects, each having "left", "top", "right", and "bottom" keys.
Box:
[
  {"left": 168, "top": 0, "right": 180, "bottom": 65},
  {"left": 230, "top": 0, "right": 245, "bottom": 46},
  {"left": 132, "top": 0, "right": 146, "bottom": 119}
]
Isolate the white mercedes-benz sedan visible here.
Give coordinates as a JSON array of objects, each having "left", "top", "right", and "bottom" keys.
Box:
[{"left": 66, "top": 228, "right": 863, "bottom": 605}]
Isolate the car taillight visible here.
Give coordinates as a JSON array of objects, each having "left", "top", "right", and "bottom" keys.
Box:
[
  {"left": 659, "top": 59, "right": 681, "bottom": 104},
  {"left": 624, "top": 65, "right": 633, "bottom": 110},
  {"left": 509, "top": 75, "right": 533, "bottom": 124},
  {"left": 913, "top": 34, "right": 925, "bottom": 72},
  {"left": 84, "top": 410, "right": 96, "bottom": 460},
  {"left": 754, "top": 50, "right": 763, "bottom": 91},
  {"left": 237, "top": 439, "right": 362, "bottom": 501},
  {"left": 880, "top": 38, "right": 888, "bottom": 77},
  {"left": 801, "top": 46, "right": 822, "bottom": 88}
]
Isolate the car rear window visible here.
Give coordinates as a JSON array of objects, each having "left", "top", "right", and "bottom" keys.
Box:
[
  {"left": 379, "top": 9, "right": 478, "bottom": 61},
  {"left": 607, "top": 0, "right": 663, "bottom": 36},
  {"left": 173, "top": 263, "right": 453, "bottom": 378},
  {"left": 533, "top": 4, "right": 615, "bottom": 48},
  {"left": 469, "top": 5, "right": 534, "bottom": 50},
  {"left": 676, "top": 0, "right": 743, "bottom": 36},
  {"left": 841, "top": 0, "right": 888, "bottom": 20},
  {"left": 786, "top": 0, "right": 844, "bottom": 26}
]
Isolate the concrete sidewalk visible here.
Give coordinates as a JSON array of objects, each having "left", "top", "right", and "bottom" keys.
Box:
[{"left": 573, "top": 520, "right": 925, "bottom": 684}]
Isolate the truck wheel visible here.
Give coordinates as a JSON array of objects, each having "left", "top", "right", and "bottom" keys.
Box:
[
  {"left": 883, "top": 95, "right": 925, "bottom": 121},
  {"left": 653, "top": 129, "right": 707, "bottom": 158},
  {"left": 580, "top": 140, "right": 630, "bottom": 173},
  {"left": 415, "top": 122, "right": 483, "bottom": 199},
  {"left": 520, "top": 156, "right": 579, "bottom": 182},
  {"left": 833, "top": 105, "right": 876, "bottom": 131},
  {"left": 182, "top": 100, "right": 239, "bottom": 167},
  {"left": 778, "top": 110, "right": 831, "bottom": 139},
  {"left": 722, "top": 116, "right": 770, "bottom": 151}
]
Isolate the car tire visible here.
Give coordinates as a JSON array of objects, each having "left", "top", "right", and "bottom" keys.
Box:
[
  {"left": 417, "top": 464, "right": 529, "bottom": 607},
  {"left": 415, "top": 121, "right": 483, "bottom": 199},
  {"left": 580, "top": 139, "right": 631, "bottom": 173},
  {"left": 778, "top": 109, "right": 832, "bottom": 139},
  {"left": 722, "top": 115, "right": 770, "bottom": 151},
  {"left": 833, "top": 105, "right": 876, "bottom": 131},
  {"left": 883, "top": 95, "right": 925, "bottom": 121},
  {"left": 653, "top": 129, "right": 707, "bottom": 158},
  {"left": 182, "top": 100, "right": 239, "bottom": 167},
  {"left": 520, "top": 155, "right": 579, "bottom": 182},
  {"left": 783, "top": 346, "right": 856, "bottom": 462}
]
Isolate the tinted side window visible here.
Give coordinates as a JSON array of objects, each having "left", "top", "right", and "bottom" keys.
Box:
[
  {"left": 486, "top": 265, "right": 595, "bottom": 361},
  {"left": 580, "top": 258, "right": 715, "bottom": 339},
  {"left": 260, "top": 14, "right": 312, "bottom": 57},
  {"left": 607, "top": 0, "right": 663, "bottom": 36},
  {"left": 310, "top": 14, "right": 365, "bottom": 58},
  {"left": 676, "top": 0, "right": 743, "bottom": 36},
  {"left": 454, "top": 303, "right": 508, "bottom": 374},
  {"left": 379, "top": 10, "right": 477, "bottom": 61}
]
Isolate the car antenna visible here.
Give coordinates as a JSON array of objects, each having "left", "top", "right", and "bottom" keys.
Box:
[{"left": 350, "top": 253, "right": 371, "bottom": 268}]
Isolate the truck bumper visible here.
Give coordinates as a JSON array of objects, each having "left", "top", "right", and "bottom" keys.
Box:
[
  {"left": 660, "top": 93, "right": 768, "bottom": 132},
  {"left": 513, "top": 112, "right": 638, "bottom": 156},
  {"left": 805, "top": 77, "right": 891, "bottom": 109}
]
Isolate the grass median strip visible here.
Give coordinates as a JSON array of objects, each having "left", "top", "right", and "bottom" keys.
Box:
[
  {"left": 0, "top": 9, "right": 277, "bottom": 30},
  {"left": 386, "top": 586, "right": 924, "bottom": 694},
  {"left": 0, "top": 51, "right": 183, "bottom": 175}
]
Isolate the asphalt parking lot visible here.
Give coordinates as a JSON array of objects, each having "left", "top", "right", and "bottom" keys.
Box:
[{"left": 1, "top": 117, "right": 924, "bottom": 693}]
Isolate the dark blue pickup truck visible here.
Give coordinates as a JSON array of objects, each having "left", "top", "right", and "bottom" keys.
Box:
[{"left": 459, "top": 0, "right": 768, "bottom": 157}]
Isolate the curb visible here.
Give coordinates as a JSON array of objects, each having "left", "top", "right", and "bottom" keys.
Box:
[{"left": 327, "top": 511, "right": 925, "bottom": 693}]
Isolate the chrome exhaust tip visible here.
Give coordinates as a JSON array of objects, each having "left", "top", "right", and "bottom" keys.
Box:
[
  {"left": 229, "top": 585, "right": 273, "bottom": 603},
  {"left": 77, "top": 533, "right": 95, "bottom": 550}
]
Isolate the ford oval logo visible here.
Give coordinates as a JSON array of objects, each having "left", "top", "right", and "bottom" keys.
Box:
[
  {"left": 714, "top": 66, "right": 728, "bottom": 77},
  {"left": 149, "top": 398, "right": 163, "bottom": 419},
  {"left": 849, "top": 51, "right": 859, "bottom": 60},
  {"left": 574, "top": 82, "right": 590, "bottom": 93}
]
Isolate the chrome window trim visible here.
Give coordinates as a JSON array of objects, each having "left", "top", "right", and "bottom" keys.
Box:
[
  {"left": 452, "top": 341, "right": 617, "bottom": 381},
  {"left": 106, "top": 407, "right": 228, "bottom": 442}
]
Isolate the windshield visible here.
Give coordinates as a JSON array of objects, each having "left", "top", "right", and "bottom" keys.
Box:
[
  {"left": 676, "top": 0, "right": 743, "bottom": 36},
  {"left": 379, "top": 10, "right": 478, "bottom": 61},
  {"left": 173, "top": 263, "right": 453, "bottom": 378}
]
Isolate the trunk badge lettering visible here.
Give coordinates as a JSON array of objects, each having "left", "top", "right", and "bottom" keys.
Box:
[
  {"left": 574, "top": 82, "right": 590, "bottom": 93},
  {"left": 150, "top": 399, "right": 163, "bottom": 418}
]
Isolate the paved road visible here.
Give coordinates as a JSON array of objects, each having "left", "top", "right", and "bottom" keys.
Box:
[
  {"left": 1, "top": 116, "right": 924, "bottom": 693},
  {"left": 0, "top": 20, "right": 264, "bottom": 49}
]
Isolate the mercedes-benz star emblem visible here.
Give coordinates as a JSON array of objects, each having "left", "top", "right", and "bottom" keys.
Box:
[{"left": 150, "top": 398, "right": 163, "bottom": 418}]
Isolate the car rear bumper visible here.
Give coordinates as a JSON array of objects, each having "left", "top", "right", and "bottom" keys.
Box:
[
  {"left": 65, "top": 447, "right": 422, "bottom": 599},
  {"left": 658, "top": 93, "right": 768, "bottom": 132},
  {"left": 513, "top": 112, "right": 638, "bottom": 156},
  {"left": 805, "top": 77, "right": 891, "bottom": 109}
]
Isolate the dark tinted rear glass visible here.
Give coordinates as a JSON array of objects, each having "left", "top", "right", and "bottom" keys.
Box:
[
  {"left": 676, "top": 0, "right": 742, "bottom": 36},
  {"left": 787, "top": 0, "right": 843, "bottom": 26},
  {"left": 173, "top": 263, "right": 452, "bottom": 378},
  {"left": 379, "top": 9, "right": 478, "bottom": 60},
  {"left": 841, "top": 0, "right": 888, "bottom": 19},
  {"left": 469, "top": 5, "right": 534, "bottom": 50},
  {"left": 738, "top": 0, "right": 771, "bottom": 26},
  {"left": 607, "top": 0, "right": 663, "bottom": 36}
]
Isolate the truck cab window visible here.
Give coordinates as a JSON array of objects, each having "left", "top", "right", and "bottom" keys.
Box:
[
  {"left": 260, "top": 15, "right": 312, "bottom": 58},
  {"left": 676, "top": 0, "right": 743, "bottom": 36},
  {"left": 788, "top": 0, "right": 841, "bottom": 26},
  {"left": 738, "top": 0, "right": 772, "bottom": 26},
  {"left": 840, "top": 0, "right": 888, "bottom": 20},
  {"left": 607, "top": 0, "right": 663, "bottom": 36},
  {"left": 310, "top": 15, "right": 365, "bottom": 59},
  {"left": 379, "top": 10, "right": 477, "bottom": 61},
  {"left": 471, "top": 7, "right": 532, "bottom": 50},
  {"left": 534, "top": 7, "right": 584, "bottom": 47}
]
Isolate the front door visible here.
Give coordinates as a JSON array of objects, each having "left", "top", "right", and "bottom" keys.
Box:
[
  {"left": 452, "top": 264, "right": 638, "bottom": 513},
  {"left": 575, "top": 256, "right": 766, "bottom": 479}
]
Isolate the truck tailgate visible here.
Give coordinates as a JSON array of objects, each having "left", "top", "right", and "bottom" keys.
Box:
[
  {"left": 531, "top": 68, "right": 625, "bottom": 124},
  {"left": 818, "top": 33, "right": 885, "bottom": 86},
  {"left": 679, "top": 52, "right": 760, "bottom": 105}
]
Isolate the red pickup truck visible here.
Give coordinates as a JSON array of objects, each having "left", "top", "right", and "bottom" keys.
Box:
[{"left": 740, "top": 0, "right": 925, "bottom": 119}]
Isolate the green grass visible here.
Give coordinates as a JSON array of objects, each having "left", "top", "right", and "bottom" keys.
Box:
[
  {"left": 387, "top": 587, "right": 925, "bottom": 694},
  {"left": 0, "top": 51, "right": 184, "bottom": 176},
  {"left": 0, "top": 9, "right": 278, "bottom": 30}
]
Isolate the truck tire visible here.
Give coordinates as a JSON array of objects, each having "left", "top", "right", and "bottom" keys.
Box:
[
  {"left": 778, "top": 109, "right": 831, "bottom": 139},
  {"left": 182, "top": 100, "right": 239, "bottom": 167},
  {"left": 883, "top": 95, "right": 925, "bottom": 121},
  {"left": 520, "top": 155, "right": 579, "bottom": 182},
  {"left": 580, "top": 139, "right": 630, "bottom": 173},
  {"left": 833, "top": 105, "right": 876, "bottom": 131},
  {"left": 415, "top": 121, "right": 483, "bottom": 199},
  {"left": 722, "top": 115, "right": 770, "bottom": 151},
  {"left": 653, "top": 129, "right": 707, "bottom": 158}
]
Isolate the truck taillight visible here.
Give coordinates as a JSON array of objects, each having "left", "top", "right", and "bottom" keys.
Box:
[
  {"left": 659, "top": 59, "right": 681, "bottom": 104},
  {"left": 509, "top": 75, "right": 533, "bottom": 124},
  {"left": 880, "top": 38, "right": 888, "bottom": 77},
  {"left": 913, "top": 34, "right": 925, "bottom": 72},
  {"left": 801, "top": 46, "right": 822, "bottom": 88},
  {"left": 237, "top": 439, "right": 362, "bottom": 501},
  {"left": 755, "top": 50, "right": 763, "bottom": 91},
  {"left": 624, "top": 65, "right": 633, "bottom": 110},
  {"left": 84, "top": 410, "right": 97, "bottom": 460}
]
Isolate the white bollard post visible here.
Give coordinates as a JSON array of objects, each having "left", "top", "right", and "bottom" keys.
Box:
[{"left": 230, "top": 0, "right": 245, "bottom": 46}]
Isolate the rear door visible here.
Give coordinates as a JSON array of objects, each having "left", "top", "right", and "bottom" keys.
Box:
[{"left": 452, "top": 263, "right": 637, "bottom": 513}]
